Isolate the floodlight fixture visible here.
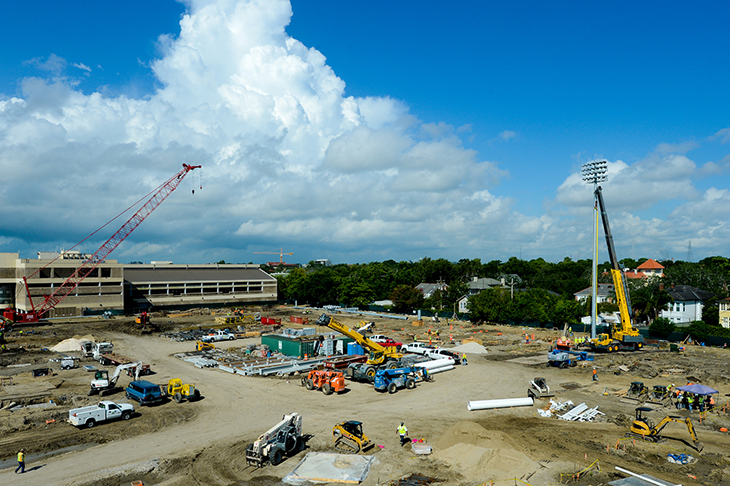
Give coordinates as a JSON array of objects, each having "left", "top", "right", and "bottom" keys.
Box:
[{"left": 581, "top": 159, "right": 608, "bottom": 183}]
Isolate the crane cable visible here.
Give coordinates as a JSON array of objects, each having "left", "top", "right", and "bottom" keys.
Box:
[{"left": 19, "top": 172, "right": 181, "bottom": 294}]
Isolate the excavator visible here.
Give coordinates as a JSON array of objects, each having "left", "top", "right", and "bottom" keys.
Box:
[
  {"left": 317, "top": 314, "right": 405, "bottom": 377},
  {"left": 89, "top": 361, "right": 143, "bottom": 396},
  {"left": 627, "top": 407, "right": 703, "bottom": 451},
  {"left": 587, "top": 186, "right": 645, "bottom": 353}
]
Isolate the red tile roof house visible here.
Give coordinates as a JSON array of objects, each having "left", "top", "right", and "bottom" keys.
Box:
[{"left": 625, "top": 258, "right": 664, "bottom": 279}]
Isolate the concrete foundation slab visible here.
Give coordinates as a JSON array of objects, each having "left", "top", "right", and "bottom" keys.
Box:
[{"left": 283, "top": 452, "right": 376, "bottom": 485}]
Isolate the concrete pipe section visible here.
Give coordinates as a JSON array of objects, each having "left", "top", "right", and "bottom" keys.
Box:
[
  {"left": 415, "top": 358, "right": 455, "bottom": 370},
  {"left": 467, "top": 397, "right": 534, "bottom": 411}
]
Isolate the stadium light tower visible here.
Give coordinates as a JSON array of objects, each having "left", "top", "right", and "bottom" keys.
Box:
[{"left": 581, "top": 159, "right": 607, "bottom": 339}]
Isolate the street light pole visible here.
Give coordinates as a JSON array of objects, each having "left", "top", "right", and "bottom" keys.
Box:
[{"left": 581, "top": 159, "right": 607, "bottom": 340}]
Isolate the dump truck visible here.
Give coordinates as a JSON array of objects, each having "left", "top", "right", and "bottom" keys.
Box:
[{"left": 68, "top": 400, "right": 134, "bottom": 428}]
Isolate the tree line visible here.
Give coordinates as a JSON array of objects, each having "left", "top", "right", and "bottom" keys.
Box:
[{"left": 270, "top": 255, "right": 730, "bottom": 330}]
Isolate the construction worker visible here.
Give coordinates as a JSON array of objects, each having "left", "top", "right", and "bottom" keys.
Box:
[
  {"left": 397, "top": 422, "right": 409, "bottom": 446},
  {"left": 687, "top": 394, "right": 694, "bottom": 412},
  {"left": 15, "top": 448, "right": 25, "bottom": 474},
  {"left": 462, "top": 353, "right": 468, "bottom": 366},
  {"left": 592, "top": 367, "right": 598, "bottom": 382},
  {"left": 709, "top": 395, "right": 716, "bottom": 410}
]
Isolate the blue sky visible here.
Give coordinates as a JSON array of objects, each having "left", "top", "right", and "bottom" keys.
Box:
[{"left": 1, "top": 0, "right": 729, "bottom": 266}]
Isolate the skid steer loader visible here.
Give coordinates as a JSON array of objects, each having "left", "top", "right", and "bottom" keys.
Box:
[
  {"left": 332, "top": 421, "right": 374, "bottom": 453},
  {"left": 527, "top": 377, "right": 555, "bottom": 399}
]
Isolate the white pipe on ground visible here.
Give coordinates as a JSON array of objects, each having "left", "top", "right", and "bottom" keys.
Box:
[
  {"left": 614, "top": 467, "right": 682, "bottom": 486},
  {"left": 467, "top": 397, "right": 534, "bottom": 411},
  {"left": 415, "top": 358, "right": 454, "bottom": 370},
  {"left": 425, "top": 365, "right": 454, "bottom": 374}
]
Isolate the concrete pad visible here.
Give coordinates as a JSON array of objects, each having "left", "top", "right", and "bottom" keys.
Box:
[
  {"left": 283, "top": 452, "right": 376, "bottom": 485},
  {"left": 609, "top": 474, "right": 676, "bottom": 486}
]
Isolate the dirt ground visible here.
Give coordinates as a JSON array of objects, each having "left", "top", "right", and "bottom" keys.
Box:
[{"left": 1, "top": 307, "right": 730, "bottom": 486}]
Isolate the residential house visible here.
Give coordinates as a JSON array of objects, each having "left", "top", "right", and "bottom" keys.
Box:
[
  {"left": 416, "top": 282, "right": 448, "bottom": 299},
  {"left": 719, "top": 297, "right": 730, "bottom": 329},
  {"left": 457, "top": 277, "right": 509, "bottom": 314},
  {"left": 573, "top": 283, "right": 615, "bottom": 303},
  {"left": 659, "top": 285, "right": 713, "bottom": 324},
  {"left": 625, "top": 258, "right": 664, "bottom": 279}
]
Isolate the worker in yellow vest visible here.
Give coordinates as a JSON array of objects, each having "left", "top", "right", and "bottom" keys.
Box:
[
  {"left": 397, "top": 422, "right": 409, "bottom": 446},
  {"left": 15, "top": 448, "right": 25, "bottom": 474}
]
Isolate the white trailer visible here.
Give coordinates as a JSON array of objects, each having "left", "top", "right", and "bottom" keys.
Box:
[{"left": 68, "top": 400, "right": 134, "bottom": 428}]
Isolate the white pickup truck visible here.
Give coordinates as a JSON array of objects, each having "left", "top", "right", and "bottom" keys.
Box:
[
  {"left": 401, "top": 342, "right": 436, "bottom": 355},
  {"left": 201, "top": 330, "right": 236, "bottom": 342},
  {"left": 68, "top": 401, "right": 134, "bottom": 428}
]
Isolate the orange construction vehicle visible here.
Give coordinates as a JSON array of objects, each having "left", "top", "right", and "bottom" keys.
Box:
[{"left": 301, "top": 370, "right": 346, "bottom": 395}]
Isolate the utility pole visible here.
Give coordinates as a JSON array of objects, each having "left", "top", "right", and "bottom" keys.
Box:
[{"left": 581, "top": 159, "right": 607, "bottom": 340}]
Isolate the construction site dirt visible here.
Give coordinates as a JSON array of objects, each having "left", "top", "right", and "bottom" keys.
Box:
[{"left": 1, "top": 307, "right": 730, "bottom": 486}]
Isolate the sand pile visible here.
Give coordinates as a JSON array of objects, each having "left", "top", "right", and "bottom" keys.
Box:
[
  {"left": 51, "top": 334, "right": 98, "bottom": 353},
  {"left": 451, "top": 342, "right": 488, "bottom": 354},
  {"left": 432, "top": 421, "right": 538, "bottom": 480}
]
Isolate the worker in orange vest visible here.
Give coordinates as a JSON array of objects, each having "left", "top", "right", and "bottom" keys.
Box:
[{"left": 592, "top": 367, "right": 598, "bottom": 382}]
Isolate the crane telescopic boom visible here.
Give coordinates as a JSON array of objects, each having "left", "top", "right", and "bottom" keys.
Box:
[
  {"left": 588, "top": 186, "right": 644, "bottom": 352},
  {"left": 7, "top": 164, "right": 200, "bottom": 323}
]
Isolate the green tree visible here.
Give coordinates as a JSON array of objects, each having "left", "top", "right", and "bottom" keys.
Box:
[
  {"left": 664, "top": 261, "right": 729, "bottom": 298},
  {"left": 551, "top": 298, "right": 584, "bottom": 327},
  {"left": 467, "top": 288, "right": 511, "bottom": 323},
  {"left": 702, "top": 301, "right": 720, "bottom": 327},
  {"left": 338, "top": 280, "right": 376, "bottom": 308},
  {"left": 390, "top": 285, "right": 425, "bottom": 313},
  {"left": 628, "top": 280, "right": 673, "bottom": 324},
  {"left": 648, "top": 317, "right": 675, "bottom": 338}
]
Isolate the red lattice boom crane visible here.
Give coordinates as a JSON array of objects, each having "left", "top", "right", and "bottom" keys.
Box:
[{"left": 3, "top": 163, "right": 200, "bottom": 324}]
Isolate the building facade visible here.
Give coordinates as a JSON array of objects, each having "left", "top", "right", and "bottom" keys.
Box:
[
  {"left": 124, "top": 263, "right": 277, "bottom": 312},
  {"left": 659, "top": 285, "right": 713, "bottom": 324},
  {"left": 719, "top": 297, "right": 730, "bottom": 329},
  {"left": 1, "top": 252, "right": 278, "bottom": 317},
  {"left": 574, "top": 283, "right": 615, "bottom": 303},
  {"left": 0, "top": 251, "right": 124, "bottom": 318}
]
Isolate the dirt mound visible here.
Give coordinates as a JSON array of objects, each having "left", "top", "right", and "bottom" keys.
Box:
[
  {"left": 51, "top": 335, "right": 97, "bottom": 352},
  {"left": 432, "top": 421, "right": 539, "bottom": 480},
  {"left": 451, "top": 342, "right": 488, "bottom": 354}
]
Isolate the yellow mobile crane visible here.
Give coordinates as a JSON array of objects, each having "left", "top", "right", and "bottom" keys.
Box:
[
  {"left": 588, "top": 186, "right": 645, "bottom": 352},
  {"left": 316, "top": 314, "right": 403, "bottom": 374}
]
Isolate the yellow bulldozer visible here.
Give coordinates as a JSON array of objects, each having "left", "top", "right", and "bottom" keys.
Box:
[
  {"left": 332, "top": 421, "right": 374, "bottom": 453},
  {"left": 627, "top": 407, "right": 703, "bottom": 451},
  {"left": 166, "top": 378, "right": 201, "bottom": 403}
]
